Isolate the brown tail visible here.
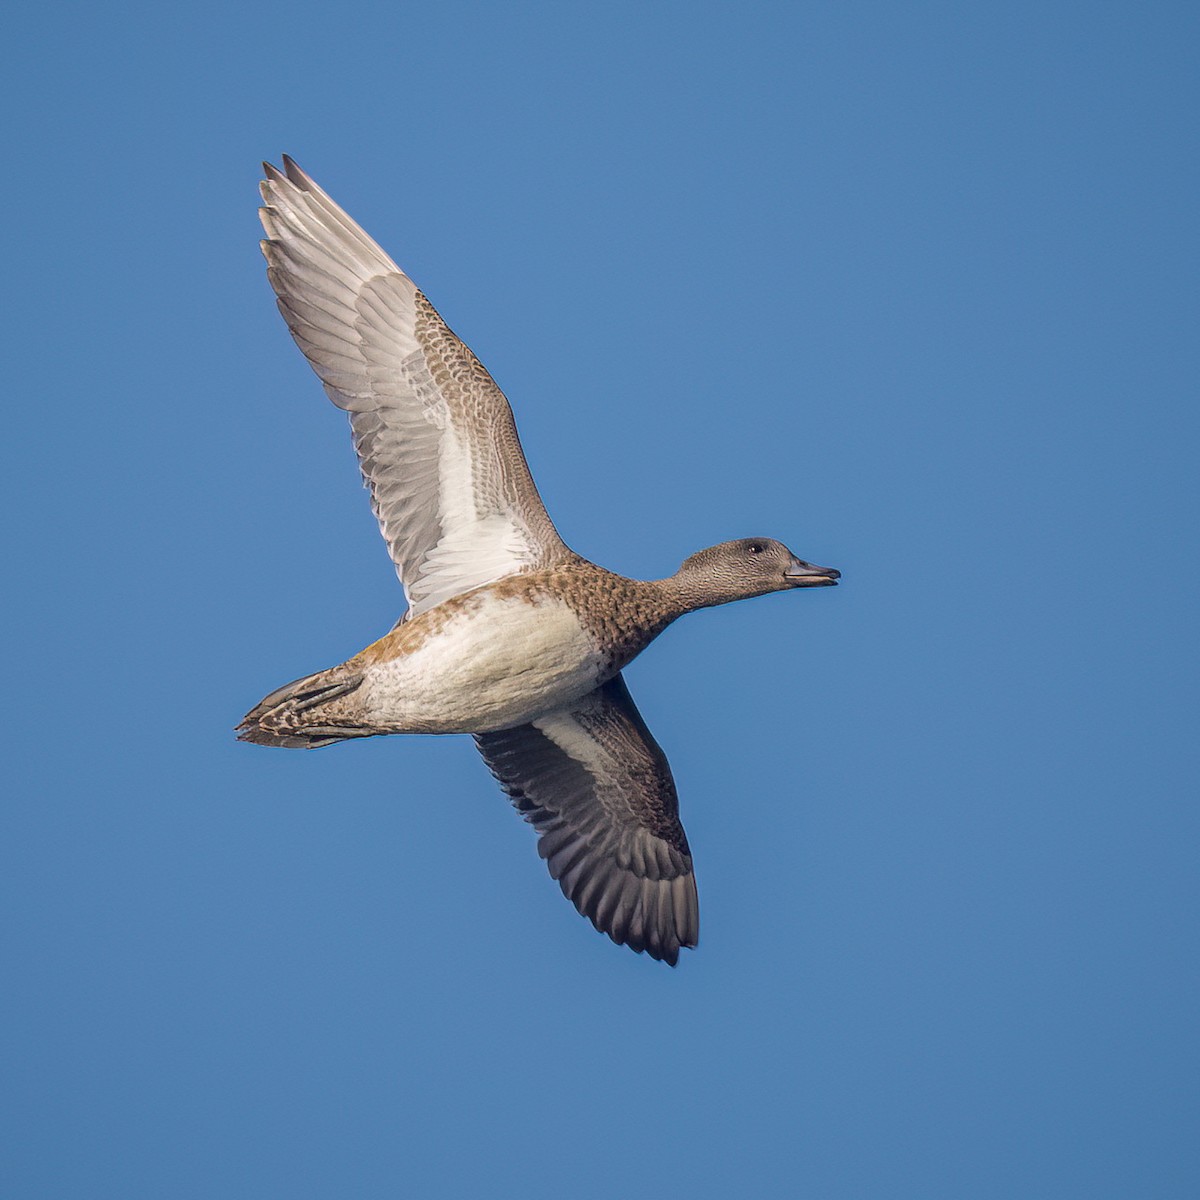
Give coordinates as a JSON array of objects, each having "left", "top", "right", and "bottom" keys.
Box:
[{"left": 237, "top": 667, "right": 371, "bottom": 749}]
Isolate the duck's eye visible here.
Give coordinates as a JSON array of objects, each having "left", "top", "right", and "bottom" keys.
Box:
[{"left": 748, "top": 542, "right": 765, "bottom": 554}]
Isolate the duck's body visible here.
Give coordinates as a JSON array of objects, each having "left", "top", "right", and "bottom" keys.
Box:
[
  {"left": 239, "top": 158, "right": 840, "bottom": 964},
  {"left": 360, "top": 579, "right": 612, "bottom": 735},
  {"left": 242, "top": 559, "right": 682, "bottom": 742}
]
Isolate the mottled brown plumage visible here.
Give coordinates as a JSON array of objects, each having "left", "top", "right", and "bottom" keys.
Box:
[{"left": 239, "top": 156, "right": 840, "bottom": 965}]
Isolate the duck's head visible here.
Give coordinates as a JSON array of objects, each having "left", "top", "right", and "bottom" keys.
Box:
[{"left": 672, "top": 538, "right": 840, "bottom": 610}]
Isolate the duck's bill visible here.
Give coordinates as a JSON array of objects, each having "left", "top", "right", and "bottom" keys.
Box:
[{"left": 784, "top": 560, "right": 841, "bottom": 587}]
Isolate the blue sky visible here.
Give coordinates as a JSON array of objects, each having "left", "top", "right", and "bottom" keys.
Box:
[{"left": 3, "top": 2, "right": 1197, "bottom": 1196}]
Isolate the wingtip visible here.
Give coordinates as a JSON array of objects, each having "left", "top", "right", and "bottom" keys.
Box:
[
  {"left": 646, "top": 936, "right": 682, "bottom": 967},
  {"left": 282, "top": 153, "right": 307, "bottom": 186},
  {"left": 262, "top": 156, "right": 306, "bottom": 188}
]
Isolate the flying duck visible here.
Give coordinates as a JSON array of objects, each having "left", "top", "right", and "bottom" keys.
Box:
[{"left": 239, "top": 157, "right": 840, "bottom": 965}]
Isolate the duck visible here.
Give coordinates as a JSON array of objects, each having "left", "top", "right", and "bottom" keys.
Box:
[{"left": 238, "top": 157, "right": 840, "bottom": 965}]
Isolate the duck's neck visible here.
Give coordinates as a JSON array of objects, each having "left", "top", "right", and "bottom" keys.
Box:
[
  {"left": 643, "top": 575, "right": 703, "bottom": 623},
  {"left": 654, "top": 568, "right": 746, "bottom": 615},
  {"left": 567, "top": 565, "right": 732, "bottom": 674},
  {"left": 564, "top": 571, "right": 687, "bottom": 673},
  {"left": 608, "top": 576, "right": 693, "bottom": 651}
]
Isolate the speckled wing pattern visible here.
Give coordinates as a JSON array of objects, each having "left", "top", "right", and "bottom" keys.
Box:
[
  {"left": 475, "top": 674, "right": 699, "bottom": 965},
  {"left": 259, "top": 157, "right": 571, "bottom": 616}
]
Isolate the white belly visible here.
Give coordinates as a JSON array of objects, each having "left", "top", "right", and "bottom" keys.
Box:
[{"left": 361, "top": 593, "right": 605, "bottom": 733}]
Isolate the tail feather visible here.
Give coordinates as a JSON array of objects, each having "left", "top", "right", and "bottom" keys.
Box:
[{"left": 237, "top": 668, "right": 371, "bottom": 749}]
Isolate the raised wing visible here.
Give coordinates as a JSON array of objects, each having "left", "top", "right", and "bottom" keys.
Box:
[
  {"left": 259, "top": 156, "right": 572, "bottom": 616},
  {"left": 476, "top": 675, "right": 699, "bottom": 965}
]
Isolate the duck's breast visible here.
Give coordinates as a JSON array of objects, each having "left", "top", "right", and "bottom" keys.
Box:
[{"left": 361, "top": 590, "right": 607, "bottom": 733}]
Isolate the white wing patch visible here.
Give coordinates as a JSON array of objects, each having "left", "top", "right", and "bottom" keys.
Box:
[
  {"left": 411, "top": 511, "right": 534, "bottom": 612},
  {"left": 406, "top": 415, "right": 536, "bottom": 614},
  {"left": 533, "top": 709, "right": 613, "bottom": 777}
]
